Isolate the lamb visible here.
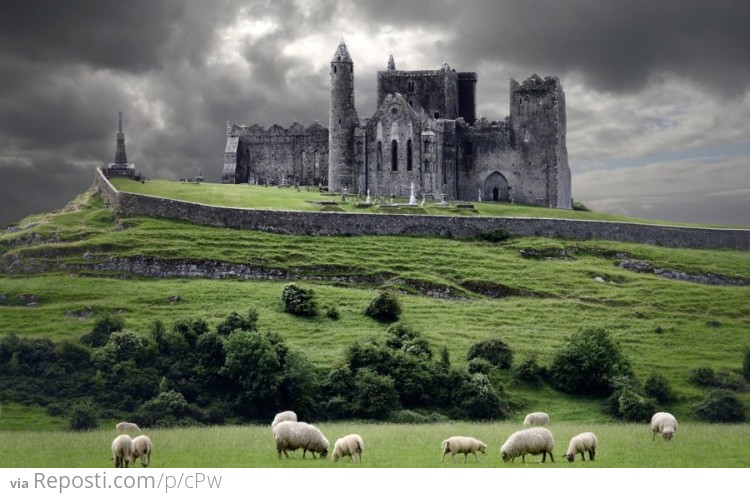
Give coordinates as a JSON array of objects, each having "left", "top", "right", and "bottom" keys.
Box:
[
  {"left": 131, "top": 435, "right": 153, "bottom": 467},
  {"left": 500, "top": 427, "right": 555, "bottom": 463},
  {"left": 273, "top": 421, "right": 329, "bottom": 459},
  {"left": 440, "top": 436, "right": 487, "bottom": 463},
  {"left": 111, "top": 434, "right": 134, "bottom": 468},
  {"left": 522, "top": 412, "right": 550, "bottom": 427},
  {"left": 116, "top": 422, "right": 141, "bottom": 433},
  {"left": 651, "top": 412, "right": 678, "bottom": 441},
  {"left": 564, "top": 432, "right": 598, "bottom": 462},
  {"left": 271, "top": 410, "right": 298, "bottom": 429},
  {"left": 332, "top": 434, "right": 364, "bottom": 463}
]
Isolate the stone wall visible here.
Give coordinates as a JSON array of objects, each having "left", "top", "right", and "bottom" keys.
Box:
[{"left": 94, "top": 169, "right": 750, "bottom": 250}]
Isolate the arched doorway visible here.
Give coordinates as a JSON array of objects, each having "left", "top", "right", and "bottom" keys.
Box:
[{"left": 484, "top": 172, "right": 510, "bottom": 202}]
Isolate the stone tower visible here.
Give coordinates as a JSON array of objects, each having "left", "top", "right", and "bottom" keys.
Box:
[
  {"left": 510, "top": 75, "right": 571, "bottom": 209},
  {"left": 328, "top": 40, "right": 358, "bottom": 192}
]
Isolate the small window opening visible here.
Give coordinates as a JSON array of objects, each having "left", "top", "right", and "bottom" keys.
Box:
[
  {"left": 406, "top": 140, "right": 413, "bottom": 171},
  {"left": 434, "top": 112, "right": 440, "bottom": 119},
  {"left": 391, "top": 140, "right": 398, "bottom": 171},
  {"left": 464, "top": 142, "right": 473, "bottom": 155},
  {"left": 334, "top": 66, "right": 337, "bottom": 73}
]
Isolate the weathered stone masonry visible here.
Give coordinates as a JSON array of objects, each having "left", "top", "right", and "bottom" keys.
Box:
[{"left": 95, "top": 169, "right": 750, "bottom": 250}]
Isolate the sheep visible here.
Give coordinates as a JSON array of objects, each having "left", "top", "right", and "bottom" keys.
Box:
[
  {"left": 500, "top": 427, "right": 555, "bottom": 463},
  {"left": 111, "top": 434, "right": 133, "bottom": 468},
  {"left": 440, "top": 436, "right": 487, "bottom": 463},
  {"left": 116, "top": 422, "right": 141, "bottom": 433},
  {"left": 332, "top": 434, "right": 364, "bottom": 463},
  {"left": 522, "top": 412, "right": 550, "bottom": 427},
  {"left": 564, "top": 432, "right": 598, "bottom": 462},
  {"left": 651, "top": 412, "right": 678, "bottom": 441},
  {"left": 271, "top": 410, "right": 298, "bottom": 429},
  {"left": 273, "top": 421, "right": 329, "bottom": 459},
  {"left": 131, "top": 435, "right": 153, "bottom": 467}
]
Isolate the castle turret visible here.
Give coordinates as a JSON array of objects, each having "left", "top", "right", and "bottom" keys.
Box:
[
  {"left": 328, "top": 39, "right": 359, "bottom": 192},
  {"left": 387, "top": 54, "right": 396, "bottom": 71}
]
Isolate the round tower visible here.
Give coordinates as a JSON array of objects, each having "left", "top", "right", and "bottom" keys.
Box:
[{"left": 328, "top": 39, "right": 358, "bottom": 192}]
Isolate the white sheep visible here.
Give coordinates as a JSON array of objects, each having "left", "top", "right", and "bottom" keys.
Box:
[
  {"left": 111, "top": 434, "right": 133, "bottom": 468},
  {"left": 116, "top": 422, "right": 141, "bottom": 433},
  {"left": 440, "top": 436, "right": 487, "bottom": 463},
  {"left": 271, "top": 410, "right": 298, "bottom": 429},
  {"left": 131, "top": 435, "right": 153, "bottom": 467},
  {"left": 651, "top": 412, "right": 678, "bottom": 441},
  {"left": 500, "top": 427, "right": 555, "bottom": 463},
  {"left": 273, "top": 421, "right": 329, "bottom": 459},
  {"left": 522, "top": 412, "right": 550, "bottom": 427},
  {"left": 564, "top": 432, "right": 598, "bottom": 462},
  {"left": 332, "top": 434, "right": 364, "bottom": 463}
]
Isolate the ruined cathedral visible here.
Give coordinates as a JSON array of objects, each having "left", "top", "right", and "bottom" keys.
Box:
[{"left": 222, "top": 40, "right": 572, "bottom": 209}]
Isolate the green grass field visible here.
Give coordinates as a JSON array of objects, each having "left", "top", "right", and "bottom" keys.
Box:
[{"left": 0, "top": 421, "right": 748, "bottom": 468}]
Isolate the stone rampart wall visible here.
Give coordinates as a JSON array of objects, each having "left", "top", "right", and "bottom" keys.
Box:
[{"left": 94, "top": 169, "right": 750, "bottom": 250}]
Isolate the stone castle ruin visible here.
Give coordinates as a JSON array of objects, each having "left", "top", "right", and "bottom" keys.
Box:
[{"left": 222, "top": 40, "right": 571, "bottom": 209}]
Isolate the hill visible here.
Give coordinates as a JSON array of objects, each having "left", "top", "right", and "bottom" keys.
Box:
[{"left": 0, "top": 184, "right": 749, "bottom": 430}]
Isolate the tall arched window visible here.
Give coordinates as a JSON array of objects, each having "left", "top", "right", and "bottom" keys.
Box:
[
  {"left": 406, "top": 139, "right": 413, "bottom": 171},
  {"left": 376, "top": 142, "right": 382, "bottom": 171},
  {"left": 391, "top": 140, "right": 399, "bottom": 171}
]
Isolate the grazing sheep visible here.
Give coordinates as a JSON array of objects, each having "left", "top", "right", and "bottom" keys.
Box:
[
  {"left": 273, "top": 421, "right": 329, "bottom": 459},
  {"left": 332, "top": 434, "right": 364, "bottom": 463},
  {"left": 271, "top": 410, "right": 298, "bottom": 429},
  {"left": 564, "top": 432, "right": 598, "bottom": 462},
  {"left": 651, "top": 412, "right": 678, "bottom": 441},
  {"left": 111, "top": 434, "right": 133, "bottom": 468},
  {"left": 441, "top": 436, "right": 487, "bottom": 463},
  {"left": 522, "top": 412, "right": 550, "bottom": 427},
  {"left": 116, "top": 422, "right": 141, "bottom": 433},
  {"left": 500, "top": 427, "right": 555, "bottom": 463},
  {"left": 131, "top": 435, "right": 153, "bottom": 467}
]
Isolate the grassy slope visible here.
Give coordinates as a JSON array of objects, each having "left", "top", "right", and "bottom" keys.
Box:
[
  {"left": 110, "top": 178, "right": 749, "bottom": 228},
  {"left": 1, "top": 188, "right": 749, "bottom": 430}
]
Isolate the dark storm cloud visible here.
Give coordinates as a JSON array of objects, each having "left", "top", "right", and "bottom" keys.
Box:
[{"left": 447, "top": 0, "right": 750, "bottom": 94}]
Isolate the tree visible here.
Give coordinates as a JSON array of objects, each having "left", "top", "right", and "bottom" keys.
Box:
[
  {"left": 216, "top": 309, "right": 258, "bottom": 336},
  {"left": 549, "top": 327, "right": 633, "bottom": 396},
  {"left": 80, "top": 314, "right": 124, "bottom": 347},
  {"left": 694, "top": 389, "right": 746, "bottom": 423},
  {"left": 353, "top": 368, "right": 400, "bottom": 419}
]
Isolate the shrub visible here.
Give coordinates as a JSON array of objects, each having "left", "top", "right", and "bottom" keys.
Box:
[
  {"left": 280, "top": 283, "right": 318, "bottom": 316},
  {"left": 69, "top": 400, "right": 99, "bottom": 431},
  {"left": 353, "top": 368, "right": 400, "bottom": 419},
  {"left": 388, "top": 409, "right": 447, "bottom": 424},
  {"left": 644, "top": 373, "right": 674, "bottom": 404},
  {"left": 617, "top": 389, "right": 658, "bottom": 422},
  {"left": 467, "top": 358, "right": 493, "bottom": 375},
  {"left": 385, "top": 323, "right": 432, "bottom": 360},
  {"left": 467, "top": 338, "right": 513, "bottom": 370},
  {"left": 689, "top": 367, "right": 716, "bottom": 387},
  {"left": 475, "top": 228, "right": 511, "bottom": 243},
  {"left": 743, "top": 347, "right": 750, "bottom": 381},
  {"left": 513, "top": 355, "right": 544, "bottom": 383},
  {"left": 549, "top": 327, "right": 633, "bottom": 396},
  {"left": 694, "top": 389, "right": 746, "bottom": 423},
  {"left": 459, "top": 373, "right": 505, "bottom": 420},
  {"left": 714, "top": 370, "right": 747, "bottom": 392},
  {"left": 325, "top": 306, "right": 340, "bottom": 320},
  {"left": 134, "top": 390, "right": 202, "bottom": 427},
  {"left": 364, "top": 290, "right": 402, "bottom": 323},
  {"left": 572, "top": 201, "right": 591, "bottom": 212},
  {"left": 216, "top": 309, "right": 258, "bottom": 336}
]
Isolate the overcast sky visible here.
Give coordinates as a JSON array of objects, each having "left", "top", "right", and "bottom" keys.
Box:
[{"left": 1, "top": 0, "right": 749, "bottom": 227}]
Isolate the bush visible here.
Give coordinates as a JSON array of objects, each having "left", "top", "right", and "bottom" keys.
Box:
[
  {"left": 513, "top": 355, "right": 544, "bottom": 383},
  {"left": 280, "top": 283, "right": 318, "bottom": 317},
  {"left": 689, "top": 367, "right": 716, "bottom": 387},
  {"left": 743, "top": 347, "right": 750, "bottom": 381},
  {"left": 694, "top": 389, "right": 746, "bottom": 423},
  {"left": 388, "top": 409, "right": 448, "bottom": 424},
  {"left": 325, "top": 306, "right": 340, "bottom": 320},
  {"left": 617, "top": 389, "right": 658, "bottom": 422},
  {"left": 216, "top": 309, "right": 258, "bottom": 336},
  {"left": 134, "top": 390, "right": 202, "bottom": 427},
  {"left": 69, "top": 400, "right": 99, "bottom": 431},
  {"left": 714, "top": 370, "right": 747, "bottom": 392},
  {"left": 459, "top": 373, "right": 505, "bottom": 420},
  {"left": 644, "top": 373, "right": 674, "bottom": 404},
  {"left": 549, "top": 327, "right": 633, "bottom": 396},
  {"left": 467, "top": 358, "right": 493, "bottom": 375},
  {"left": 364, "top": 290, "right": 402, "bottom": 323},
  {"left": 384, "top": 323, "right": 432, "bottom": 360},
  {"left": 353, "top": 368, "right": 400, "bottom": 419},
  {"left": 467, "top": 339, "right": 513, "bottom": 370}
]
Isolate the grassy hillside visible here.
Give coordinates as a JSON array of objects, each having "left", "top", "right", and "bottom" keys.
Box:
[{"left": 1, "top": 187, "right": 749, "bottom": 430}]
